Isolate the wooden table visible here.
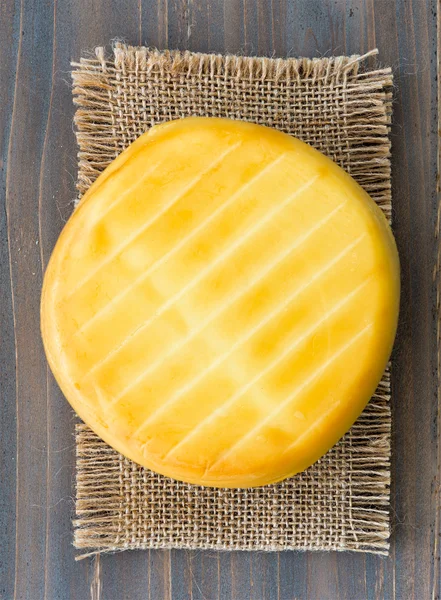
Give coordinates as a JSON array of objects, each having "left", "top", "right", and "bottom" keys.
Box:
[{"left": 1, "top": 1, "right": 438, "bottom": 598}]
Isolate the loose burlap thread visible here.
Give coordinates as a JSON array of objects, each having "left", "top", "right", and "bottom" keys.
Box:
[{"left": 72, "top": 44, "right": 393, "bottom": 558}]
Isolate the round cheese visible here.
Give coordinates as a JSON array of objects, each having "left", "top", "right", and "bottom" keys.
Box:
[{"left": 41, "top": 117, "right": 399, "bottom": 488}]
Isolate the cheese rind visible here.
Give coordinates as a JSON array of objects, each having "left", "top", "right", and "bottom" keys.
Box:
[{"left": 41, "top": 118, "right": 399, "bottom": 488}]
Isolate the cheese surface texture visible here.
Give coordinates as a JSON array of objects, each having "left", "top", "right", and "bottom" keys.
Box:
[{"left": 41, "top": 117, "right": 399, "bottom": 488}]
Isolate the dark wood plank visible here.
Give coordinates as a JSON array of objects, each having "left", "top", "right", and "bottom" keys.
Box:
[
  {"left": 249, "top": 553, "right": 279, "bottom": 600},
  {"left": 168, "top": 0, "right": 192, "bottom": 51},
  {"left": 169, "top": 550, "right": 193, "bottom": 600},
  {"left": 0, "top": 3, "right": 21, "bottom": 600},
  {"left": 149, "top": 550, "right": 172, "bottom": 600},
  {"left": 218, "top": 553, "right": 234, "bottom": 600},
  {"left": 381, "top": 2, "right": 439, "bottom": 599},
  {"left": 223, "top": 0, "right": 245, "bottom": 55},
  {"left": 1, "top": 0, "right": 92, "bottom": 597},
  {"left": 207, "top": 0, "right": 225, "bottom": 53},
  {"left": 100, "top": 552, "right": 150, "bottom": 600},
  {"left": 141, "top": 0, "right": 169, "bottom": 49},
  {"left": 1, "top": 1, "right": 439, "bottom": 599},
  {"left": 188, "top": 551, "right": 221, "bottom": 600}
]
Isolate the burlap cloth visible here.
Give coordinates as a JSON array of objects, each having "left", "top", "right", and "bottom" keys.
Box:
[{"left": 71, "top": 44, "right": 393, "bottom": 558}]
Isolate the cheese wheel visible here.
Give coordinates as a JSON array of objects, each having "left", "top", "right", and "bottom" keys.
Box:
[{"left": 41, "top": 117, "right": 399, "bottom": 488}]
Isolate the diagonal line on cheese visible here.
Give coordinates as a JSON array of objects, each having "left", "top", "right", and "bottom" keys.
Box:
[
  {"left": 79, "top": 159, "right": 161, "bottom": 230},
  {"left": 67, "top": 141, "right": 242, "bottom": 300},
  {"left": 161, "top": 276, "right": 370, "bottom": 461},
  {"left": 281, "top": 399, "right": 348, "bottom": 455},
  {"left": 105, "top": 201, "right": 352, "bottom": 410},
  {"left": 102, "top": 192, "right": 348, "bottom": 402},
  {"left": 132, "top": 233, "right": 366, "bottom": 440},
  {"left": 107, "top": 205, "right": 353, "bottom": 406},
  {"left": 82, "top": 173, "right": 321, "bottom": 381},
  {"left": 74, "top": 150, "right": 286, "bottom": 338},
  {"left": 208, "top": 322, "right": 373, "bottom": 470}
]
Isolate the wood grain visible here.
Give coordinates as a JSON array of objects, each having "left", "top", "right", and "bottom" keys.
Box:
[{"left": 0, "top": 0, "right": 439, "bottom": 598}]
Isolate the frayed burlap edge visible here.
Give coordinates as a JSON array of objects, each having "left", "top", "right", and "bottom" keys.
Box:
[{"left": 71, "top": 45, "right": 393, "bottom": 558}]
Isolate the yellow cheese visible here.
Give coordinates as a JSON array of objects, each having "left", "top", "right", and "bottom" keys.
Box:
[{"left": 41, "top": 117, "right": 399, "bottom": 488}]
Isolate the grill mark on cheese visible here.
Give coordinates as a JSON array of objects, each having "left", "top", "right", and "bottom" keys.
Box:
[
  {"left": 208, "top": 322, "right": 373, "bottom": 471},
  {"left": 73, "top": 151, "right": 286, "bottom": 338},
  {"left": 66, "top": 142, "right": 242, "bottom": 301},
  {"left": 100, "top": 197, "right": 349, "bottom": 399},
  {"left": 79, "top": 159, "right": 162, "bottom": 231},
  {"left": 80, "top": 179, "right": 337, "bottom": 385},
  {"left": 78, "top": 164, "right": 308, "bottom": 379},
  {"left": 131, "top": 238, "right": 366, "bottom": 441},
  {"left": 109, "top": 219, "right": 361, "bottom": 411},
  {"left": 281, "top": 400, "right": 346, "bottom": 455},
  {"left": 160, "top": 277, "right": 370, "bottom": 461}
]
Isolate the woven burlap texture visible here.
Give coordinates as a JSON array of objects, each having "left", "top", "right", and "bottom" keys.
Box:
[{"left": 72, "top": 44, "right": 393, "bottom": 558}]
